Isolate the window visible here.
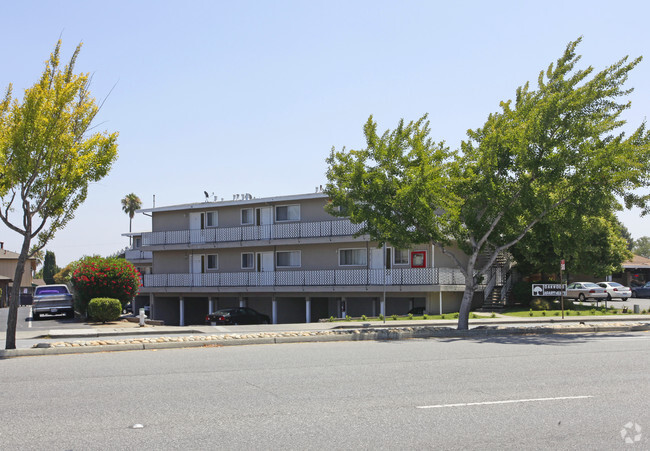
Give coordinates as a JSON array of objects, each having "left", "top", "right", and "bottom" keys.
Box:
[
  {"left": 339, "top": 248, "right": 367, "bottom": 266},
  {"left": 241, "top": 208, "right": 253, "bottom": 225},
  {"left": 206, "top": 211, "right": 218, "bottom": 227},
  {"left": 134, "top": 237, "right": 142, "bottom": 248},
  {"left": 241, "top": 252, "right": 254, "bottom": 269},
  {"left": 276, "top": 251, "right": 301, "bottom": 268},
  {"left": 275, "top": 205, "right": 300, "bottom": 222},
  {"left": 207, "top": 254, "right": 218, "bottom": 270},
  {"left": 394, "top": 249, "right": 409, "bottom": 265}
]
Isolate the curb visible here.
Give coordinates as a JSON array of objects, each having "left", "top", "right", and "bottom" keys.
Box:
[{"left": 2, "top": 322, "right": 649, "bottom": 359}]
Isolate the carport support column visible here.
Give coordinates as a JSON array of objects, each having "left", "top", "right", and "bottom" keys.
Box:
[
  {"left": 149, "top": 293, "right": 155, "bottom": 319},
  {"left": 179, "top": 297, "right": 185, "bottom": 326},
  {"left": 380, "top": 297, "right": 385, "bottom": 317},
  {"left": 439, "top": 291, "right": 443, "bottom": 315},
  {"left": 272, "top": 296, "right": 277, "bottom": 324},
  {"left": 208, "top": 297, "right": 214, "bottom": 314},
  {"left": 239, "top": 295, "right": 246, "bottom": 308},
  {"left": 305, "top": 297, "right": 311, "bottom": 323}
]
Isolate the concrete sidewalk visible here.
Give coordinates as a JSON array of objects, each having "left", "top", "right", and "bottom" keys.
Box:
[
  {"left": 2, "top": 314, "right": 649, "bottom": 359},
  {"left": 15, "top": 313, "right": 650, "bottom": 339}
]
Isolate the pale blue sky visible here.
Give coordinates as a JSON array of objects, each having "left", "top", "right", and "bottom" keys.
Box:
[{"left": 1, "top": 0, "right": 649, "bottom": 265}]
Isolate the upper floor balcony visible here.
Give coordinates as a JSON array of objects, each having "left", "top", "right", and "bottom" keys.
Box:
[
  {"left": 142, "top": 267, "right": 467, "bottom": 289},
  {"left": 141, "top": 218, "right": 365, "bottom": 247},
  {"left": 125, "top": 249, "right": 153, "bottom": 261}
]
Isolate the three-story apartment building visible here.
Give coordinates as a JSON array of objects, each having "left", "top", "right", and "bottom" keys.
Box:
[{"left": 129, "top": 192, "right": 477, "bottom": 325}]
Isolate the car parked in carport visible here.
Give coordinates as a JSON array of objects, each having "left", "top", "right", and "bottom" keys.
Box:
[
  {"left": 206, "top": 307, "right": 270, "bottom": 325},
  {"left": 597, "top": 282, "right": 631, "bottom": 301},
  {"left": 631, "top": 282, "right": 650, "bottom": 298}
]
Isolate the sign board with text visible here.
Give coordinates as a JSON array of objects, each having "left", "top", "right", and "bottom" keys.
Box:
[{"left": 531, "top": 284, "right": 567, "bottom": 297}]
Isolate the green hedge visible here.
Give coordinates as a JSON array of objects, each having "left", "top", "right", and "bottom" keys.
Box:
[{"left": 87, "top": 297, "right": 122, "bottom": 323}]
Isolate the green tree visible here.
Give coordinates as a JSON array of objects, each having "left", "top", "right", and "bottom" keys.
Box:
[
  {"left": 121, "top": 193, "right": 142, "bottom": 238},
  {"left": 42, "top": 250, "right": 60, "bottom": 284},
  {"left": 0, "top": 41, "right": 118, "bottom": 349},
  {"left": 511, "top": 209, "right": 633, "bottom": 278},
  {"left": 325, "top": 39, "right": 650, "bottom": 330},
  {"left": 70, "top": 256, "right": 141, "bottom": 316},
  {"left": 633, "top": 236, "right": 650, "bottom": 258}
]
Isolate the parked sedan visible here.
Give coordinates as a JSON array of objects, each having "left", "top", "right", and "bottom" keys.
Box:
[
  {"left": 205, "top": 307, "right": 271, "bottom": 325},
  {"left": 597, "top": 282, "right": 631, "bottom": 301},
  {"left": 566, "top": 282, "right": 607, "bottom": 302},
  {"left": 631, "top": 282, "right": 650, "bottom": 298}
]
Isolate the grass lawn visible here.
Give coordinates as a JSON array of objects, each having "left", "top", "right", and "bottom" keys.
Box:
[{"left": 502, "top": 305, "right": 647, "bottom": 317}]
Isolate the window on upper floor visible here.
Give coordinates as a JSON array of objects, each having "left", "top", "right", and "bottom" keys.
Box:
[
  {"left": 339, "top": 248, "right": 367, "bottom": 266},
  {"left": 394, "top": 249, "right": 409, "bottom": 265},
  {"left": 134, "top": 237, "right": 142, "bottom": 249},
  {"left": 206, "top": 211, "right": 218, "bottom": 227},
  {"left": 276, "top": 250, "right": 301, "bottom": 268},
  {"left": 241, "top": 252, "right": 254, "bottom": 269},
  {"left": 275, "top": 205, "right": 300, "bottom": 222},
  {"left": 241, "top": 208, "right": 253, "bottom": 225},
  {"left": 207, "top": 254, "right": 218, "bottom": 270}
]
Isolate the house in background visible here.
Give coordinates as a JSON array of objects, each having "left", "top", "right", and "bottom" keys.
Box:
[
  {"left": 615, "top": 254, "right": 650, "bottom": 287},
  {"left": 123, "top": 192, "right": 507, "bottom": 325},
  {"left": 0, "top": 243, "right": 37, "bottom": 307}
]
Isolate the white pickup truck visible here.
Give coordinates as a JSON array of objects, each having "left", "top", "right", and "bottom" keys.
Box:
[{"left": 32, "top": 284, "right": 75, "bottom": 320}]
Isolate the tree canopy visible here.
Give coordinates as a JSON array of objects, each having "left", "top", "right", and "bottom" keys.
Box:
[
  {"left": 1, "top": 41, "right": 118, "bottom": 349},
  {"left": 632, "top": 236, "right": 650, "bottom": 259},
  {"left": 325, "top": 39, "right": 650, "bottom": 330}
]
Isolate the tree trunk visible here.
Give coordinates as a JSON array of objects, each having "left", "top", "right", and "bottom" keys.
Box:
[
  {"left": 457, "top": 282, "right": 475, "bottom": 330},
  {"left": 5, "top": 235, "right": 31, "bottom": 350}
]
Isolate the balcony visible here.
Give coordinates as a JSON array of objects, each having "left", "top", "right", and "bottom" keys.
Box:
[
  {"left": 143, "top": 267, "right": 466, "bottom": 288},
  {"left": 125, "top": 249, "right": 153, "bottom": 261},
  {"left": 141, "top": 219, "right": 365, "bottom": 247}
]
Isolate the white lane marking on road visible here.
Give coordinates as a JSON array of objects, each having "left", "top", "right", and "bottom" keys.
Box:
[{"left": 417, "top": 395, "right": 593, "bottom": 409}]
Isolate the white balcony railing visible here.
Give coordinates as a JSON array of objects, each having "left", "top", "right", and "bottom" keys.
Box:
[
  {"left": 143, "top": 267, "right": 466, "bottom": 288},
  {"left": 125, "top": 249, "right": 153, "bottom": 260},
  {"left": 141, "top": 219, "right": 365, "bottom": 246}
]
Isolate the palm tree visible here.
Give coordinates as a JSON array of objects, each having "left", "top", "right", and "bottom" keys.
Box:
[{"left": 121, "top": 193, "right": 142, "bottom": 243}]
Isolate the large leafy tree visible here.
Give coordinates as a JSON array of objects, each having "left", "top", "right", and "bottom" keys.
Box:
[
  {"left": 0, "top": 41, "right": 118, "bottom": 349},
  {"left": 325, "top": 39, "right": 650, "bottom": 330},
  {"left": 632, "top": 236, "right": 650, "bottom": 258},
  {"left": 121, "top": 193, "right": 142, "bottom": 237}
]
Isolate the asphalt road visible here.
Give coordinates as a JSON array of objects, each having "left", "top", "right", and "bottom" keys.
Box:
[
  {"left": 0, "top": 305, "right": 85, "bottom": 333},
  {"left": 2, "top": 332, "right": 649, "bottom": 450}
]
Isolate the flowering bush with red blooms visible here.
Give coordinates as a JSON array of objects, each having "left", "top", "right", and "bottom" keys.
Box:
[{"left": 70, "top": 256, "right": 141, "bottom": 315}]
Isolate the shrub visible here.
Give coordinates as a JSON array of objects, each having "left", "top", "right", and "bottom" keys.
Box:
[
  {"left": 452, "top": 313, "right": 459, "bottom": 319},
  {"left": 529, "top": 309, "right": 533, "bottom": 317},
  {"left": 642, "top": 309, "right": 647, "bottom": 314},
  {"left": 471, "top": 313, "right": 477, "bottom": 319},
  {"left": 554, "top": 311, "right": 559, "bottom": 316},
  {"left": 391, "top": 314, "right": 398, "bottom": 320},
  {"left": 530, "top": 298, "right": 552, "bottom": 311},
  {"left": 590, "top": 309, "right": 596, "bottom": 315},
  {"left": 71, "top": 256, "right": 141, "bottom": 316},
  {"left": 490, "top": 312, "right": 496, "bottom": 318},
  {"left": 87, "top": 298, "right": 121, "bottom": 323},
  {"left": 511, "top": 280, "right": 534, "bottom": 306},
  {"left": 408, "top": 313, "right": 414, "bottom": 320},
  {"left": 361, "top": 315, "right": 367, "bottom": 321},
  {"left": 378, "top": 314, "right": 384, "bottom": 321},
  {"left": 542, "top": 310, "right": 547, "bottom": 316},
  {"left": 441, "top": 314, "right": 445, "bottom": 319},
  {"left": 345, "top": 315, "right": 351, "bottom": 321},
  {"left": 329, "top": 316, "right": 335, "bottom": 322},
  {"left": 576, "top": 311, "right": 581, "bottom": 316},
  {"left": 423, "top": 314, "right": 428, "bottom": 319}
]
